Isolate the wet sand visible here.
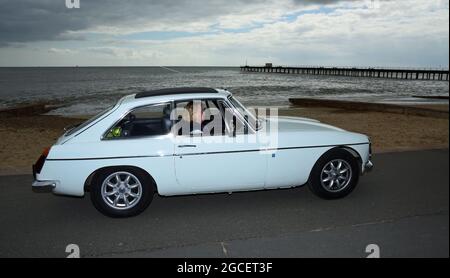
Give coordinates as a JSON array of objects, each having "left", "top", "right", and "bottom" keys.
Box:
[{"left": 0, "top": 105, "right": 448, "bottom": 175}]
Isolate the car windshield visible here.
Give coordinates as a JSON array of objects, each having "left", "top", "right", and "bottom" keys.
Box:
[
  {"left": 65, "top": 106, "right": 114, "bottom": 136},
  {"left": 228, "top": 96, "right": 261, "bottom": 130}
]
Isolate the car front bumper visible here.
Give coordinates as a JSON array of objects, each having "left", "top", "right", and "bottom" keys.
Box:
[
  {"left": 363, "top": 140, "right": 374, "bottom": 174},
  {"left": 364, "top": 160, "right": 374, "bottom": 173}
]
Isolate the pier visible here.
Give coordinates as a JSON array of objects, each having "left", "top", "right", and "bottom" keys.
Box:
[{"left": 240, "top": 65, "right": 449, "bottom": 81}]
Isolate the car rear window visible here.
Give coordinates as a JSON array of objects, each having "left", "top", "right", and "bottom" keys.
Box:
[{"left": 65, "top": 106, "right": 114, "bottom": 136}]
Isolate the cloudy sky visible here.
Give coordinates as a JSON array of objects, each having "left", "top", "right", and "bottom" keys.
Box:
[{"left": 0, "top": 0, "right": 448, "bottom": 67}]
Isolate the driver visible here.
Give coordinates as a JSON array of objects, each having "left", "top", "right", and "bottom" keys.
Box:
[{"left": 178, "top": 101, "right": 206, "bottom": 136}]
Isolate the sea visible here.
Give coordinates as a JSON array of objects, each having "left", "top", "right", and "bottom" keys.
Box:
[{"left": 0, "top": 66, "right": 448, "bottom": 116}]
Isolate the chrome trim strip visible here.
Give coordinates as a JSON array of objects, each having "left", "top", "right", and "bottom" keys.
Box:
[
  {"left": 46, "top": 142, "right": 369, "bottom": 161},
  {"left": 272, "top": 142, "right": 369, "bottom": 151},
  {"left": 46, "top": 155, "right": 163, "bottom": 161},
  {"left": 178, "top": 142, "right": 369, "bottom": 156}
]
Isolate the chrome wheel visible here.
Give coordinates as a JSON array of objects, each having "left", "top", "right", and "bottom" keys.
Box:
[
  {"left": 101, "top": 171, "right": 142, "bottom": 210},
  {"left": 320, "top": 159, "right": 353, "bottom": 193}
]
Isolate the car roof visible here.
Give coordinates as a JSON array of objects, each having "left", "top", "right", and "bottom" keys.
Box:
[
  {"left": 118, "top": 87, "right": 231, "bottom": 109},
  {"left": 135, "top": 87, "right": 218, "bottom": 98}
]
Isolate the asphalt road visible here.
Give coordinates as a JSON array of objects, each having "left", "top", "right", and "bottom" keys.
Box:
[{"left": 0, "top": 149, "right": 448, "bottom": 258}]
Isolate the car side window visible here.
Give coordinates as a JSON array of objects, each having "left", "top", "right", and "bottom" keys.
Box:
[
  {"left": 172, "top": 99, "right": 249, "bottom": 137},
  {"left": 104, "top": 103, "right": 172, "bottom": 139}
]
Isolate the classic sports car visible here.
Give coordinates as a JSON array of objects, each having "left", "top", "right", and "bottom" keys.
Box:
[{"left": 32, "top": 87, "right": 373, "bottom": 217}]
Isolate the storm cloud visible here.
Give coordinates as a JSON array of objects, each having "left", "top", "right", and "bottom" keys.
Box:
[
  {"left": 0, "top": 0, "right": 348, "bottom": 45},
  {"left": 0, "top": 0, "right": 448, "bottom": 67}
]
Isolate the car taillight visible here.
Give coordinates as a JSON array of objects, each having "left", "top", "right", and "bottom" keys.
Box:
[{"left": 34, "top": 147, "right": 51, "bottom": 174}]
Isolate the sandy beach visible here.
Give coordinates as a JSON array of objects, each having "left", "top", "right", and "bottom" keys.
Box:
[
  {"left": 280, "top": 104, "right": 449, "bottom": 153},
  {"left": 0, "top": 104, "right": 448, "bottom": 175}
]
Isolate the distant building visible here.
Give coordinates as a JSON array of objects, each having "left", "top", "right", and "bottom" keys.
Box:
[{"left": 265, "top": 63, "right": 273, "bottom": 68}]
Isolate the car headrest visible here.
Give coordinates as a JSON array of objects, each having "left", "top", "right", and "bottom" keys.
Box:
[{"left": 163, "top": 105, "right": 171, "bottom": 118}]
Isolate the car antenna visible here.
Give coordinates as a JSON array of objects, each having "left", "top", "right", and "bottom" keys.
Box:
[{"left": 159, "top": 66, "right": 181, "bottom": 73}]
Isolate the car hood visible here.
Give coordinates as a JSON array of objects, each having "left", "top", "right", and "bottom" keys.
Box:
[
  {"left": 259, "top": 116, "right": 369, "bottom": 147},
  {"left": 264, "top": 116, "right": 346, "bottom": 132}
]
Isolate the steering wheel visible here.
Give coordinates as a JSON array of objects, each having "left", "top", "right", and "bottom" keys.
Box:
[
  {"left": 122, "top": 113, "right": 136, "bottom": 125},
  {"left": 120, "top": 113, "right": 136, "bottom": 136}
]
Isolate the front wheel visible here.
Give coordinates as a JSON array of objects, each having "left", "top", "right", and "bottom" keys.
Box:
[
  {"left": 90, "top": 167, "right": 154, "bottom": 217},
  {"left": 308, "top": 149, "right": 360, "bottom": 199}
]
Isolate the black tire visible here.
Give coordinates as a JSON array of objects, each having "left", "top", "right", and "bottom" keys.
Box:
[
  {"left": 90, "top": 167, "right": 155, "bottom": 217},
  {"left": 308, "top": 148, "right": 360, "bottom": 199}
]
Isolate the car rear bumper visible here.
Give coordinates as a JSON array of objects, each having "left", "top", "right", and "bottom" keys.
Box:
[
  {"left": 32, "top": 161, "right": 57, "bottom": 192},
  {"left": 32, "top": 180, "right": 57, "bottom": 192}
]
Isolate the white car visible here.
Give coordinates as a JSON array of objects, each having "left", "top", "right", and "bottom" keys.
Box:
[{"left": 32, "top": 87, "right": 373, "bottom": 217}]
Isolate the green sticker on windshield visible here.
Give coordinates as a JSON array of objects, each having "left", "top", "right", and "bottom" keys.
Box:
[
  {"left": 112, "top": 127, "right": 122, "bottom": 137},
  {"left": 106, "top": 127, "right": 122, "bottom": 138}
]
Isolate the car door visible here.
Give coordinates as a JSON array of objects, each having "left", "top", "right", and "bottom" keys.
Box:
[{"left": 173, "top": 98, "right": 267, "bottom": 193}]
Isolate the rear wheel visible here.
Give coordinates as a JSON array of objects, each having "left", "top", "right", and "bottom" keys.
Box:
[
  {"left": 308, "top": 149, "right": 360, "bottom": 199},
  {"left": 90, "top": 167, "right": 154, "bottom": 217}
]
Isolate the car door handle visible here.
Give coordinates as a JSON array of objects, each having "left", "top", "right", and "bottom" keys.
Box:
[{"left": 177, "top": 145, "right": 197, "bottom": 148}]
